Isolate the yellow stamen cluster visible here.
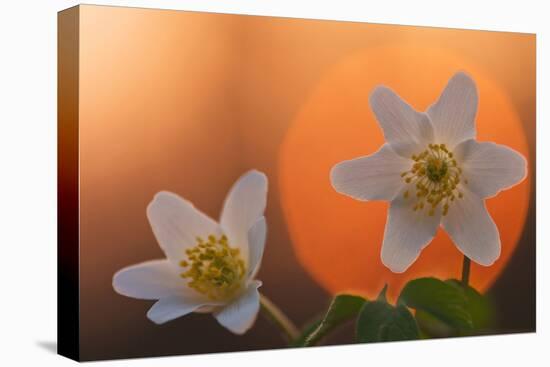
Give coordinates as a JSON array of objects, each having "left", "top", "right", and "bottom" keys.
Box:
[
  {"left": 401, "top": 143, "right": 467, "bottom": 216},
  {"left": 179, "top": 234, "right": 246, "bottom": 300}
]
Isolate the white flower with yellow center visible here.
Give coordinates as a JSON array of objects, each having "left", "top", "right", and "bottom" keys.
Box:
[
  {"left": 113, "top": 170, "right": 268, "bottom": 334},
  {"left": 330, "top": 72, "right": 527, "bottom": 273}
]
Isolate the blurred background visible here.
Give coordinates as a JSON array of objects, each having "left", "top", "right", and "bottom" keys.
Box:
[{"left": 73, "top": 5, "right": 535, "bottom": 360}]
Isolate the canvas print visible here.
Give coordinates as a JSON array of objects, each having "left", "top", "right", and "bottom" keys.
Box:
[{"left": 57, "top": 4, "right": 536, "bottom": 361}]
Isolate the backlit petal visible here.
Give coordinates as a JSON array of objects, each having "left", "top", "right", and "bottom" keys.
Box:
[
  {"left": 370, "top": 86, "right": 434, "bottom": 157},
  {"left": 330, "top": 144, "right": 410, "bottom": 201},
  {"left": 381, "top": 194, "right": 441, "bottom": 273},
  {"left": 454, "top": 139, "right": 527, "bottom": 198},
  {"left": 147, "top": 295, "right": 218, "bottom": 325},
  {"left": 113, "top": 259, "right": 190, "bottom": 300},
  {"left": 442, "top": 188, "right": 500, "bottom": 266},
  {"left": 247, "top": 217, "right": 267, "bottom": 280},
  {"left": 147, "top": 192, "right": 222, "bottom": 266},
  {"left": 214, "top": 280, "right": 262, "bottom": 335},
  {"left": 427, "top": 72, "right": 478, "bottom": 148},
  {"left": 220, "top": 170, "right": 268, "bottom": 259}
]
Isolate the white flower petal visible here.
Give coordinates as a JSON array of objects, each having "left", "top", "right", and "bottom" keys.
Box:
[
  {"left": 247, "top": 217, "right": 267, "bottom": 280},
  {"left": 147, "top": 295, "right": 217, "bottom": 325},
  {"left": 454, "top": 139, "right": 527, "bottom": 199},
  {"left": 113, "top": 259, "right": 190, "bottom": 300},
  {"left": 442, "top": 188, "right": 500, "bottom": 266},
  {"left": 370, "top": 86, "right": 434, "bottom": 157},
  {"left": 427, "top": 72, "right": 478, "bottom": 148},
  {"left": 330, "top": 144, "right": 411, "bottom": 201},
  {"left": 214, "top": 280, "right": 262, "bottom": 335},
  {"left": 147, "top": 191, "right": 222, "bottom": 266},
  {"left": 381, "top": 194, "right": 441, "bottom": 273},
  {"left": 220, "top": 170, "right": 268, "bottom": 258}
]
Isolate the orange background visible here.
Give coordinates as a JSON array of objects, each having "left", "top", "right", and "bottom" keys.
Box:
[{"left": 73, "top": 5, "right": 535, "bottom": 360}]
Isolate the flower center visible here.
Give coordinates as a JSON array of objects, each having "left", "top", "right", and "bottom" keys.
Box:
[
  {"left": 401, "top": 143, "right": 467, "bottom": 216},
  {"left": 179, "top": 234, "right": 246, "bottom": 300}
]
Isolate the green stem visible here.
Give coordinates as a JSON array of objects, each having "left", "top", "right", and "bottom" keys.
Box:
[
  {"left": 461, "top": 255, "right": 471, "bottom": 287},
  {"left": 260, "top": 294, "right": 299, "bottom": 343}
]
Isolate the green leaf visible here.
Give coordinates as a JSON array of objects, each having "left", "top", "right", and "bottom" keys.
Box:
[
  {"left": 398, "top": 277, "right": 473, "bottom": 331},
  {"left": 377, "top": 284, "right": 388, "bottom": 302},
  {"left": 356, "top": 300, "right": 419, "bottom": 342},
  {"left": 300, "top": 294, "right": 366, "bottom": 346},
  {"left": 415, "top": 309, "right": 456, "bottom": 338},
  {"left": 290, "top": 319, "right": 321, "bottom": 347},
  {"left": 446, "top": 280, "right": 495, "bottom": 332}
]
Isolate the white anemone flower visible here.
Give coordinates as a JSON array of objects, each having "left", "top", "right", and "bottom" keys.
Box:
[
  {"left": 330, "top": 72, "right": 527, "bottom": 273},
  {"left": 113, "top": 170, "right": 268, "bottom": 334}
]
